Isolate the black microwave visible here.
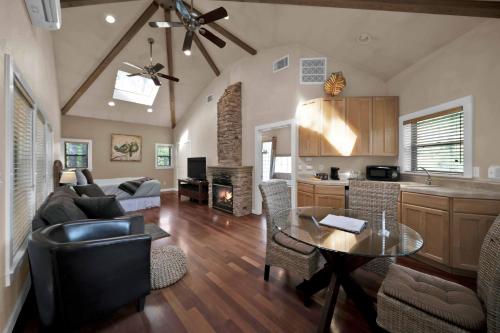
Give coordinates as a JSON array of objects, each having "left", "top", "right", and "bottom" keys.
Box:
[{"left": 366, "top": 166, "right": 400, "bottom": 181}]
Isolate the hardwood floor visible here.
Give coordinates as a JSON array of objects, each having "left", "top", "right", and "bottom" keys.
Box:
[{"left": 15, "top": 192, "right": 475, "bottom": 333}]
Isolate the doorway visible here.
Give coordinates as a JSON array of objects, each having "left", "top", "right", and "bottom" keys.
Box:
[{"left": 254, "top": 119, "right": 297, "bottom": 215}]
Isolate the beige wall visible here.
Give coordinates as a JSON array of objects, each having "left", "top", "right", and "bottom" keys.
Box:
[
  {"left": 173, "top": 44, "right": 395, "bottom": 210},
  {"left": 388, "top": 20, "right": 500, "bottom": 181},
  {"left": 62, "top": 116, "right": 174, "bottom": 189},
  {"left": 0, "top": 0, "right": 62, "bottom": 330},
  {"left": 262, "top": 127, "right": 292, "bottom": 156}
]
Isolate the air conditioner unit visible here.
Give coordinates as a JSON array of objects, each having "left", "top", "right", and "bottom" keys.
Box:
[{"left": 25, "top": 0, "right": 62, "bottom": 30}]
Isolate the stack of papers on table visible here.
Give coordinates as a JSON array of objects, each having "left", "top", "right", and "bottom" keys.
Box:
[{"left": 319, "top": 214, "right": 367, "bottom": 234}]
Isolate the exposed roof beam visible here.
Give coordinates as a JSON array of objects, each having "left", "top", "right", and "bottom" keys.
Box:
[
  {"left": 215, "top": 0, "right": 500, "bottom": 18},
  {"left": 182, "top": 1, "right": 257, "bottom": 55},
  {"left": 164, "top": 8, "right": 177, "bottom": 128},
  {"left": 193, "top": 35, "right": 221, "bottom": 76},
  {"left": 60, "top": 0, "right": 140, "bottom": 8},
  {"left": 61, "top": 1, "right": 159, "bottom": 115},
  {"left": 175, "top": 10, "right": 221, "bottom": 77}
]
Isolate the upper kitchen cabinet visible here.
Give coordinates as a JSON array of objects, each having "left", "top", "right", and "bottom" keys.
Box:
[
  {"left": 321, "top": 98, "right": 346, "bottom": 156},
  {"left": 346, "top": 97, "right": 372, "bottom": 156},
  {"left": 372, "top": 97, "right": 399, "bottom": 156},
  {"left": 297, "top": 96, "right": 399, "bottom": 157},
  {"left": 298, "top": 99, "right": 322, "bottom": 156}
]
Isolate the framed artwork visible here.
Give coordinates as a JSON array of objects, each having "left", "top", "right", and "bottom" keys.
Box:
[{"left": 111, "top": 133, "right": 142, "bottom": 161}]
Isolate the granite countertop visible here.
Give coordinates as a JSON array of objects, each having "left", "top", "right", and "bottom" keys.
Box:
[{"left": 297, "top": 178, "right": 500, "bottom": 200}]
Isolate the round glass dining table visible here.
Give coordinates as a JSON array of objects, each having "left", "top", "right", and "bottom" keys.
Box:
[{"left": 273, "top": 207, "right": 424, "bottom": 333}]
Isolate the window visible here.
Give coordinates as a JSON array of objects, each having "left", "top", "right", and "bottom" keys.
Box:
[
  {"left": 4, "top": 54, "right": 54, "bottom": 285},
  {"left": 62, "top": 138, "right": 92, "bottom": 170},
  {"left": 273, "top": 55, "right": 289, "bottom": 73},
  {"left": 400, "top": 96, "right": 473, "bottom": 178},
  {"left": 113, "top": 70, "right": 160, "bottom": 106},
  {"left": 274, "top": 156, "right": 292, "bottom": 174},
  {"left": 156, "top": 143, "right": 173, "bottom": 169},
  {"left": 300, "top": 57, "right": 327, "bottom": 84}
]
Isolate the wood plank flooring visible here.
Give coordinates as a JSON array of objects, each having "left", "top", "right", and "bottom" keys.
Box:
[{"left": 15, "top": 192, "right": 475, "bottom": 333}]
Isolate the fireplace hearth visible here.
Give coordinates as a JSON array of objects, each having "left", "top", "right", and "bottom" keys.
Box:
[{"left": 213, "top": 175, "right": 233, "bottom": 213}]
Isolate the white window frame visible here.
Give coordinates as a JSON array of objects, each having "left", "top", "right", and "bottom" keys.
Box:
[
  {"left": 4, "top": 54, "right": 54, "bottom": 286},
  {"left": 61, "top": 138, "right": 93, "bottom": 170},
  {"left": 273, "top": 54, "right": 290, "bottom": 73},
  {"left": 299, "top": 57, "right": 327, "bottom": 85},
  {"left": 399, "top": 96, "right": 474, "bottom": 179},
  {"left": 155, "top": 143, "right": 174, "bottom": 169}
]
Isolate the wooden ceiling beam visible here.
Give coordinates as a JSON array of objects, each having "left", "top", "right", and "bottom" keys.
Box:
[
  {"left": 175, "top": 10, "right": 221, "bottom": 77},
  {"left": 61, "top": 1, "right": 159, "bottom": 115},
  {"left": 182, "top": 1, "right": 257, "bottom": 55},
  {"left": 164, "top": 8, "right": 177, "bottom": 128},
  {"left": 60, "top": 0, "right": 140, "bottom": 8},
  {"left": 215, "top": 0, "right": 500, "bottom": 18}
]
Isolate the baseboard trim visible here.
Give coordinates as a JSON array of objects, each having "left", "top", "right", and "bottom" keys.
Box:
[
  {"left": 161, "top": 188, "right": 177, "bottom": 192},
  {"left": 3, "top": 275, "right": 31, "bottom": 333}
]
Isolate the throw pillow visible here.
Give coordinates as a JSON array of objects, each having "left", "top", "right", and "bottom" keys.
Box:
[
  {"left": 40, "top": 195, "right": 88, "bottom": 225},
  {"left": 75, "top": 169, "right": 88, "bottom": 185},
  {"left": 73, "top": 184, "right": 106, "bottom": 197},
  {"left": 81, "top": 169, "right": 94, "bottom": 184},
  {"left": 73, "top": 196, "right": 125, "bottom": 219}
]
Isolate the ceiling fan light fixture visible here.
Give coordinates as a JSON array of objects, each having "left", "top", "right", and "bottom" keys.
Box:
[
  {"left": 224, "top": 15, "right": 229, "bottom": 20},
  {"left": 108, "top": 101, "right": 115, "bottom": 107},
  {"left": 105, "top": 15, "right": 116, "bottom": 24},
  {"left": 183, "top": 49, "right": 192, "bottom": 56}
]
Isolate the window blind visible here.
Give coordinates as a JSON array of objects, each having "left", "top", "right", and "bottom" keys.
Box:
[
  {"left": 35, "top": 111, "right": 47, "bottom": 209},
  {"left": 46, "top": 126, "right": 54, "bottom": 194},
  {"left": 402, "top": 107, "right": 464, "bottom": 174},
  {"left": 12, "top": 81, "right": 35, "bottom": 257}
]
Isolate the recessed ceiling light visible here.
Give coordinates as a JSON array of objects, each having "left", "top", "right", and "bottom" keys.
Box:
[
  {"left": 356, "top": 33, "right": 372, "bottom": 44},
  {"left": 105, "top": 15, "right": 116, "bottom": 24},
  {"left": 147, "top": 108, "right": 153, "bottom": 113},
  {"left": 108, "top": 101, "right": 115, "bottom": 107}
]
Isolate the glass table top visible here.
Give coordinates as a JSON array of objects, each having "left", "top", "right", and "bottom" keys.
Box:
[{"left": 273, "top": 207, "right": 423, "bottom": 258}]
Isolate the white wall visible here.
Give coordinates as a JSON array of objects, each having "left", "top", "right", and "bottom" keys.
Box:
[
  {"left": 173, "top": 44, "right": 393, "bottom": 210},
  {"left": 388, "top": 20, "right": 500, "bottom": 180},
  {"left": 0, "top": 0, "right": 61, "bottom": 330}
]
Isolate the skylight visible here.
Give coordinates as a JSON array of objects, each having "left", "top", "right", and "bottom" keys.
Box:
[{"left": 112, "top": 70, "right": 159, "bottom": 106}]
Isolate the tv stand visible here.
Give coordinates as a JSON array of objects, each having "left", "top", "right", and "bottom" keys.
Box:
[{"left": 178, "top": 178, "right": 208, "bottom": 204}]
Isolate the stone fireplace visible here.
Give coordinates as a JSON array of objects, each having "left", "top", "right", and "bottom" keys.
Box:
[{"left": 207, "top": 82, "right": 253, "bottom": 216}]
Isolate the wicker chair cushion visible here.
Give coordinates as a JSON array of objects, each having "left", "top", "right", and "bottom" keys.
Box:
[
  {"left": 381, "top": 264, "right": 485, "bottom": 331},
  {"left": 272, "top": 232, "right": 315, "bottom": 255}
]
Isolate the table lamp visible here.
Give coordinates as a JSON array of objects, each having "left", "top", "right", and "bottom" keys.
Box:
[{"left": 59, "top": 171, "right": 77, "bottom": 186}]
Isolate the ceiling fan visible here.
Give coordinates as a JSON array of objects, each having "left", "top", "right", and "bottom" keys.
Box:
[
  {"left": 123, "top": 38, "right": 180, "bottom": 86},
  {"left": 149, "top": 0, "right": 228, "bottom": 56}
]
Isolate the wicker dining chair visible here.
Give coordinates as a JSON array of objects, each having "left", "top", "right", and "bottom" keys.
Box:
[
  {"left": 259, "top": 180, "right": 323, "bottom": 281},
  {"left": 349, "top": 180, "right": 400, "bottom": 277},
  {"left": 377, "top": 215, "right": 500, "bottom": 333}
]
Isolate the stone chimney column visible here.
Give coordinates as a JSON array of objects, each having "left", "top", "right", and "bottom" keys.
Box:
[{"left": 217, "top": 82, "right": 242, "bottom": 166}]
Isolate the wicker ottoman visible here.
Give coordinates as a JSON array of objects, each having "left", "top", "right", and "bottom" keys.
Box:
[{"left": 150, "top": 246, "right": 187, "bottom": 289}]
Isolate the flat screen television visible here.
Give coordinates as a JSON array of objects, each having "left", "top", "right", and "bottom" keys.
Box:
[{"left": 187, "top": 157, "right": 207, "bottom": 180}]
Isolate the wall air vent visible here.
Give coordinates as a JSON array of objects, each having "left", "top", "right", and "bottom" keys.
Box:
[
  {"left": 273, "top": 55, "right": 289, "bottom": 73},
  {"left": 300, "top": 57, "right": 327, "bottom": 85},
  {"left": 207, "top": 94, "right": 214, "bottom": 103}
]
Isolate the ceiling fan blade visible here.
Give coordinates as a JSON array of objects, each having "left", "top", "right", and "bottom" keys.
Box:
[
  {"left": 197, "top": 7, "right": 228, "bottom": 24},
  {"left": 123, "top": 62, "right": 143, "bottom": 70},
  {"left": 198, "top": 28, "right": 226, "bottom": 48},
  {"left": 151, "top": 63, "right": 165, "bottom": 73},
  {"left": 151, "top": 75, "right": 162, "bottom": 86},
  {"left": 127, "top": 73, "right": 144, "bottom": 77},
  {"left": 183, "top": 30, "right": 194, "bottom": 54},
  {"left": 148, "top": 21, "right": 184, "bottom": 28},
  {"left": 175, "top": 0, "right": 192, "bottom": 21},
  {"left": 157, "top": 73, "right": 180, "bottom": 82}
]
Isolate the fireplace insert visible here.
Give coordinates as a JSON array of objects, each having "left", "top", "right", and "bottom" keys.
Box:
[{"left": 213, "top": 175, "right": 233, "bottom": 213}]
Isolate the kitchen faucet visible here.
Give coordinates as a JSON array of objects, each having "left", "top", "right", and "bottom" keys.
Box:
[{"left": 418, "top": 167, "right": 432, "bottom": 185}]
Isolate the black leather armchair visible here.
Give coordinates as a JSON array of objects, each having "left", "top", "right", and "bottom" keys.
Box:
[{"left": 28, "top": 217, "right": 152, "bottom": 330}]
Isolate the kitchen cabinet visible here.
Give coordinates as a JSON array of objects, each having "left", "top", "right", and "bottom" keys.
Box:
[
  {"left": 346, "top": 97, "right": 372, "bottom": 156},
  {"left": 297, "top": 181, "right": 345, "bottom": 209},
  {"left": 320, "top": 98, "right": 346, "bottom": 156},
  {"left": 298, "top": 99, "right": 322, "bottom": 156},
  {"left": 372, "top": 97, "right": 399, "bottom": 156},
  {"left": 297, "top": 96, "right": 399, "bottom": 157}
]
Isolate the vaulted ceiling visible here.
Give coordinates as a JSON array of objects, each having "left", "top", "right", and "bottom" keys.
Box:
[{"left": 53, "top": 0, "right": 485, "bottom": 127}]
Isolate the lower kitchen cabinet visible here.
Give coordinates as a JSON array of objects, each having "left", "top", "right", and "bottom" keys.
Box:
[
  {"left": 402, "top": 203, "right": 450, "bottom": 265},
  {"left": 297, "top": 190, "right": 315, "bottom": 206},
  {"left": 297, "top": 181, "right": 346, "bottom": 208},
  {"left": 314, "top": 194, "right": 345, "bottom": 209}
]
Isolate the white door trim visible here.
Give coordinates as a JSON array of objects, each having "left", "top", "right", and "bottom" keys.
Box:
[{"left": 253, "top": 119, "right": 297, "bottom": 215}]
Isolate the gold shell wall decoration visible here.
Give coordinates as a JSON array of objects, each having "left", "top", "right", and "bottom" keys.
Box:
[{"left": 324, "top": 72, "right": 346, "bottom": 96}]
